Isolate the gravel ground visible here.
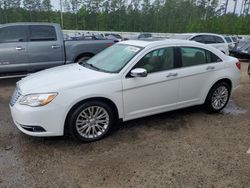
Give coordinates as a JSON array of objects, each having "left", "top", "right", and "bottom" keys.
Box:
[{"left": 0, "top": 63, "right": 250, "bottom": 188}]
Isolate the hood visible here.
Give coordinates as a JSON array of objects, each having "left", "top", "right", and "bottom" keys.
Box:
[{"left": 18, "top": 64, "right": 114, "bottom": 94}]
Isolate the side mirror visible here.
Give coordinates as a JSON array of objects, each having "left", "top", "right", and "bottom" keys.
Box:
[{"left": 130, "top": 68, "right": 147, "bottom": 77}]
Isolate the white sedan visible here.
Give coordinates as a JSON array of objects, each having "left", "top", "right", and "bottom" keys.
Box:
[{"left": 10, "top": 40, "right": 241, "bottom": 142}]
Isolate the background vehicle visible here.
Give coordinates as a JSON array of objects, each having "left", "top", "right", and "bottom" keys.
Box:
[
  {"left": 104, "top": 33, "right": 123, "bottom": 42},
  {"left": 137, "top": 33, "right": 153, "bottom": 39},
  {"left": 171, "top": 33, "right": 229, "bottom": 55},
  {"left": 0, "top": 23, "right": 114, "bottom": 76},
  {"left": 10, "top": 40, "right": 241, "bottom": 142},
  {"left": 224, "top": 36, "right": 237, "bottom": 52},
  {"left": 231, "top": 38, "right": 250, "bottom": 59}
]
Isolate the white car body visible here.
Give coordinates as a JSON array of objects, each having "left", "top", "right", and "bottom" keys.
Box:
[
  {"left": 10, "top": 40, "right": 241, "bottom": 137},
  {"left": 172, "top": 33, "right": 230, "bottom": 55}
]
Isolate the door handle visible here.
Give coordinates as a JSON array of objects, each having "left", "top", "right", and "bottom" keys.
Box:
[
  {"left": 16, "top": 46, "right": 25, "bottom": 51},
  {"left": 51, "top": 45, "right": 61, "bottom": 49},
  {"left": 206, "top": 66, "right": 215, "bottom": 70},
  {"left": 166, "top": 73, "right": 178, "bottom": 78}
]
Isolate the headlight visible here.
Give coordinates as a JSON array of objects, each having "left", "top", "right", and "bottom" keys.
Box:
[{"left": 19, "top": 93, "right": 58, "bottom": 107}]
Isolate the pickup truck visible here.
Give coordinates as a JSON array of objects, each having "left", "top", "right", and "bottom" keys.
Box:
[{"left": 0, "top": 23, "right": 114, "bottom": 77}]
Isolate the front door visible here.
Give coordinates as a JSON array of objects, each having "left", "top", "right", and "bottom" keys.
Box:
[
  {"left": 122, "top": 47, "right": 180, "bottom": 121},
  {"left": 0, "top": 25, "right": 29, "bottom": 74}
]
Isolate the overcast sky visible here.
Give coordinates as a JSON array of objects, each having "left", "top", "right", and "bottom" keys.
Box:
[{"left": 51, "top": 0, "right": 244, "bottom": 14}]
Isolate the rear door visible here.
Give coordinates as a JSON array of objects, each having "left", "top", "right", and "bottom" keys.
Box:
[
  {"left": 0, "top": 25, "right": 29, "bottom": 74},
  {"left": 27, "top": 25, "right": 64, "bottom": 71},
  {"left": 176, "top": 46, "right": 225, "bottom": 108}
]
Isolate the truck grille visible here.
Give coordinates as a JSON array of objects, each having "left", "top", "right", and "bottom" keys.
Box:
[{"left": 10, "top": 86, "right": 21, "bottom": 106}]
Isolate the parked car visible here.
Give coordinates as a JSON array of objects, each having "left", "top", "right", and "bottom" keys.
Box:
[
  {"left": 138, "top": 33, "right": 153, "bottom": 39},
  {"left": 230, "top": 38, "right": 250, "bottom": 59},
  {"left": 224, "top": 36, "right": 235, "bottom": 51},
  {"left": 80, "top": 34, "right": 107, "bottom": 40},
  {"left": 104, "top": 33, "right": 123, "bottom": 42},
  {"left": 10, "top": 39, "right": 241, "bottom": 142},
  {"left": 0, "top": 23, "right": 114, "bottom": 77},
  {"left": 171, "top": 33, "right": 229, "bottom": 55},
  {"left": 230, "top": 36, "right": 238, "bottom": 44}
]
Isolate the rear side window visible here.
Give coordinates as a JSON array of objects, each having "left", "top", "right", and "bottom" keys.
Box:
[
  {"left": 214, "top": 36, "right": 224, "bottom": 43},
  {"left": 29, "top": 25, "right": 57, "bottom": 41},
  {"left": 203, "top": 35, "right": 216, "bottom": 44},
  {"left": 0, "top": 26, "right": 27, "bottom": 43},
  {"left": 191, "top": 35, "right": 203, "bottom": 43},
  {"left": 180, "top": 47, "right": 206, "bottom": 67},
  {"left": 206, "top": 51, "right": 222, "bottom": 63}
]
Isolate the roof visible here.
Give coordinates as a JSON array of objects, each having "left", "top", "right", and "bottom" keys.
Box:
[
  {"left": 174, "top": 33, "right": 224, "bottom": 37},
  {"left": 119, "top": 39, "right": 201, "bottom": 48}
]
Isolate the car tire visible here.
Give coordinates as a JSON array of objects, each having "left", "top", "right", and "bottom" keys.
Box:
[
  {"left": 204, "top": 82, "right": 231, "bottom": 113},
  {"left": 76, "top": 56, "right": 92, "bottom": 65},
  {"left": 69, "top": 101, "right": 114, "bottom": 142}
]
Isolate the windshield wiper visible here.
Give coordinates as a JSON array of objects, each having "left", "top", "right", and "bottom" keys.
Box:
[
  {"left": 82, "top": 63, "right": 111, "bottom": 73},
  {"left": 82, "top": 63, "right": 101, "bottom": 71}
]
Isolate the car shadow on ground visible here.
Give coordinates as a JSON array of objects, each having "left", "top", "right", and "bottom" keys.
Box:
[{"left": 20, "top": 105, "right": 206, "bottom": 146}]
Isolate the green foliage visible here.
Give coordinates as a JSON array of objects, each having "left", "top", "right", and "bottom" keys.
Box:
[{"left": 0, "top": 0, "right": 250, "bottom": 34}]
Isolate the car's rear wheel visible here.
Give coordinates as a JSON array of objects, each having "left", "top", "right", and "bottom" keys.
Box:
[
  {"left": 205, "top": 82, "right": 231, "bottom": 113},
  {"left": 69, "top": 101, "right": 114, "bottom": 142}
]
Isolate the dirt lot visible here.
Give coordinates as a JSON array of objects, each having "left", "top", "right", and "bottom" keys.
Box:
[{"left": 0, "top": 63, "right": 250, "bottom": 188}]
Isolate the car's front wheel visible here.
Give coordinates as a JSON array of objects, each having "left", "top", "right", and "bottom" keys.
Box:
[
  {"left": 69, "top": 101, "right": 114, "bottom": 142},
  {"left": 205, "top": 82, "right": 231, "bottom": 113}
]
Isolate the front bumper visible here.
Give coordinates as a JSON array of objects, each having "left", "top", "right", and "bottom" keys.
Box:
[{"left": 10, "top": 101, "right": 65, "bottom": 137}]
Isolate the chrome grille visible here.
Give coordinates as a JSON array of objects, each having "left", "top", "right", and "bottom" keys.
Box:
[{"left": 10, "top": 86, "right": 21, "bottom": 106}]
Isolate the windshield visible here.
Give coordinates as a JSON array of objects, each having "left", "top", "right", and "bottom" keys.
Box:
[
  {"left": 171, "top": 34, "right": 192, "bottom": 40},
  {"left": 84, "top": 44, "right": 142, "bottom": 73}
]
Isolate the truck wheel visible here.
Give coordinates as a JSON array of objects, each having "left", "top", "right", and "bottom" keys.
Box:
[
  {"left": 204, "top": 82, "right": 231, "bottom": 113},
  {"left": 69, "top": 101, "right": 114, "bottom": 142},
  {"left": 77, "top": 56, "right": 92, "bottom": 64}
]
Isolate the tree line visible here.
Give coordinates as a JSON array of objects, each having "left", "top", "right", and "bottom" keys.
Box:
[{"left": 0, "top": 0, "right": 250, "bottom": 35}]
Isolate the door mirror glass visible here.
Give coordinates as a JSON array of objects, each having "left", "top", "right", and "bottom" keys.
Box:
[{"left": 130, "top": 68, "right": 147, "bottom": 77}]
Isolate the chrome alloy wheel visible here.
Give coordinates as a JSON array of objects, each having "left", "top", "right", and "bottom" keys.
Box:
[
  {"left": 211, "top": 86, "right": 229, "bottom": 110},
  {"left": 75, "top": 106, "right": 110, "bottom": 139}
]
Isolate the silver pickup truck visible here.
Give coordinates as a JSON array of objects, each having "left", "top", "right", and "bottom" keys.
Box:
[{"left": 0, "top": 23, "right": 114, "bottom": 76}]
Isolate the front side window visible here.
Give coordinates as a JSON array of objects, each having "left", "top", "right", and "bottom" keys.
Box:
[
  {"left": 85, "top": 44, "right": 142, "bottom": 73},
  {"left": 0, "top": 26, "right": 27, "bottom": 43},
  {"left": 134, "top": 47, "right": 174, "bottom": 73},
  {"left": 30, "top": 25, "right": 57, "bottom": 41}
]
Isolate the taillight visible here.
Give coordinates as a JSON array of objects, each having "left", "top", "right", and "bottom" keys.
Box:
[{"left": 235, "top": 61, "right": 241, "bottom": 70}]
